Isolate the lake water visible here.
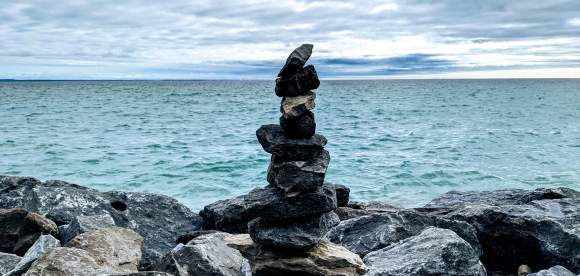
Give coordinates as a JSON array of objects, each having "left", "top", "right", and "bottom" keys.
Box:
[{"left": 1, "top": 79, "right": 579, "bottom": 211}]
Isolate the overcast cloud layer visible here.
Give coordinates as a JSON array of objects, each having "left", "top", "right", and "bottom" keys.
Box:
[{"left": 1, "top": 0, "right": 580, "bottom": 79}]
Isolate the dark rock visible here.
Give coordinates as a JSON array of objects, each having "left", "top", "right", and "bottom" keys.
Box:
[
  {"left": 280, "top": 91, "right": 315, "bottom": 119},
  {"left": 363, "top": 227, "right": 486, "bottom": 276},
  {"left": 334, "top": 184, "right": 350, "bottom": 207},
  {"left": 58, "top": 213, "right": 116, "bottom": 244},
  {"left": 335, "top": 201, "right": 400, "bottom": 220},
  {"left": 267, "top": 150, "right": 330, "bottom": 197},
  {"left": 0, "top": 253, "right": 21, "bottom": 275},
  {"left": 0, "top": 208, "right": 58, "bottom": 256},
  {"left": 156, "top": 232, "right": 246, "bottom": 276},
  {"left": 326, "top": 210, "right": 481, "bottom": 257},
  {"left": 5, "top": 234, "right": 61, "bottom": 276},
  {"left": 279, "top": 111, "right": 316, "bottom": 138},
  {"left": 528, "top": 265, "right": 576, "bottom": 276},
  {"left": 100, "top": 272, "right": 175, "bottom": 276},
  {"left": 200, "top": 183, "right": 337, "bottom": 233},
  {"left": 248, "top": 212, "right": 339, "bottom": 251},
  {"left": 275, "top": 65, "right": 320, "bottom": 97},
  {"left": 256, "top": 124, "right": 326, "bottom": 161},
  {"left": 277, "top": 44, "right": 313, "bottom": 78},
  {"left": 175, "top": 230, "right": 221, "bottom": 245}
]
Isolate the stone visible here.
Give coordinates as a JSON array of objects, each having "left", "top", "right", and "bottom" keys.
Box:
[
  {"left": 256, "top": 124, "right": 326, "bottom": 161},
  {"left": 519, "top": 264, "right": 532, "bottom": 276},
  {"left": 335, "top": 201, "right": 399, "bottom": 220},
  {"left": 277, "top": 44, "right": 313, "bottom": 78},
  {"left": 23, "top": 247, "right": 108, "bottom": 276},
  {"left": 226, "top": 234, "right": 367, "bottom": 276},
  {"left": 155, "top": 232, "right": 246, "bottom": 276},
  {"left": 363, "top": 227, "right": 486, "bottom": 276},
  {"left": 326, "top": 210, "right": 481, "bottom": 257},
  {"left": 99, "top": 272, "right": 175, "bottom": 276},
  {"left": 279, "top": 110, "right": 316, "bottom": 138},
  {"left": 0, "top": 253, "right": 21, "bottom": 275},
  {"left": 0, "top": 208, "right": 58, "bottom": 256},
  {"left": 280, "top": 91, "right": 316, "bottom": 119},
  {"left": 334, "top": 184, "right": 350, "bottom": 207},
  {"left": 200, "top": 183, "right": 337, "bottom": 233},
  {"left": 248, "top": 212, "right": 339, "bottom": 251},
  {"left": 5, "top": 234, "right": 61, "bottom": 276},
  {"left": 0, "top": 176, "right": 202, "bottom": 270},
  {"left": 59, "top": 213, "right": 116, "bottom": 244},
  {"left": 275, "top": 65, "right": 320, "bottom": 97},
  {"left": 66, "top": 227, "right": 143, "bottom": 273},
  {"left": 267, "top": 150, "right": 330, "bottom": 196},
  {"left": 528, "top": 265, "right": 576, "bottom": 276}
]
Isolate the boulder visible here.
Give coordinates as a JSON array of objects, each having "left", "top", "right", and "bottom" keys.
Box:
[
  {"left": 248, "top": 212, "right": 339, "bottom": 251},
  {"left": 99, "top": 272, "right": 175, "bottom": 276},
  {"left": 279, "top": 111, "right": 316, "bottom": 138},
  {"left": 66, "top": 227, "right": 143, "bottom": 273},
  {"left": 59, "top": 213, "right": 116, "bottom": 244},
  {"left": 326, "top": 210, "right": 481, "bottom": 257},
  {"left": 280, "top": 91, "right": 316, "bottom": 119},
  {"left": 200, "top": 183, "right": 337, "bottom": 233},
  {"left": 363, "top": 227, "right": 486, "bottom": 276},
  {"left": 267, "top": 150, "right": 330, "bottom": 196},
  {"left": 275, "top": 65, "right": 320, "bottom": 97},
  {"left": 0, "top": 253, "right": 21, "bottom": 275},
  {"left": 256, "top": 125, "right": 326, "bottom": 161},
  {"left": 155, "top": 232, "right": 246, "bottom": 276},
  {"left": 0, "top": 208, "right": 58, "bottom": 256},
  {"left": 5, "top": 234, "right": 61, "bottom": 276},
  {"left": 23, "top": 247, "right": 108, "bottom": 276},
  {"left": 277, "top": 44, "right": 313, "bottom": 78},
  {"left": 334, "top": 184, "right": 350, "bottom": 207},
  {"left": 335, "top": 201, "right": 399, "bottom": 221},
  {"left": 226, "top": 234, "right": 367, "bottom": 276},
  {"left": 528, "top": 265, "right": 576, "bottom": 276}
]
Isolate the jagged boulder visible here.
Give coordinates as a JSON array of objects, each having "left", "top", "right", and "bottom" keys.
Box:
[
  {"left": 5, "top": 234, "right": 61, "bottom": 276},
  {"left": 256, "top": 124, "right": 326, "bottom": 161},
  {"left": 528, "top": 265, "right": 576, "bottom": 276},
  {"left": 59, "top": 213, "right": 116, "bottom": 244},
  {"left": 267, "top": 149, "right": 330, "bottom": 196},
  {"left": 0, "top": 253, "right": 21, "bottom": 275},
  {"left": 100, "top": 272, "right": 175, "bottom": 276},
  {"left": 0, "top": 208, "right": 58, "bottom": 256},
  {"left": 363, "top": 227, "right": 486, "bottom": 276}
]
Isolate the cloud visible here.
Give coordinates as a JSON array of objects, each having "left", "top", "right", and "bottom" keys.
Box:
[{"left": 0, "top": 0, "right": 579, "bottom": 79}]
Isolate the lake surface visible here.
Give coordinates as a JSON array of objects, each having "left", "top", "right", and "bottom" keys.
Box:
[{"left": 1, "top": 79, "right": 579, "bottom": 211}]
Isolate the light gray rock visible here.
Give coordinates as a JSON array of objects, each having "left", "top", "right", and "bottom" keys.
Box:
[
  {"left": 528, "top": 265, "right": 576, "bottom": 276},
  {"left": 0, "top": 208, "right": 58, "bottom": 256},
  {"left": 5, "top": 234, "right": 61, "bottom": 276},
  {"left": 280, "top": 91, "right": 316, "bottom": 119},
  {"left": 0, "top": 253, "right": 21, "bottom": 275},
  {"left": 155, "top": 232, "right": 246, "bottom": 276},
  {"left": 59, "top": 214, "right": 116, "bottom": 244},
  {"left": 363, "top": 227, "right": 486, "bottom": 276},
  {"left": 23, "top": 247, "right": 109, "bottom": 276}
]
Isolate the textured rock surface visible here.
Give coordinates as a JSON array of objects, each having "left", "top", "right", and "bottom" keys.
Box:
[
  {"left": 226, "top": 234, "right": 367, "bottom": 276},
  {"left": 256, "top": 124, "right": 326, "bottom": 161},
  {"left": 99, "top": 272, "right": 175, "bottom": 276},
  {"left": 0, "top": 253, "right": 21, "bottom": 275},
  {"left": 528, "top": 265, "right": 576, "bottom": 276},
  {"left": 156, "top": 232, "right": 246, "bottom": 276},
  {"left": 66, "top": 227, "right": 143, "bottom": 273},
  {"left": 0, "top": 208, "right": 58, "bottom": 256},
  {"left": 334, "top": 184, "right": 350, "bottom": 207},
  {"left": 335, "top": 201, "right": 399, "bottom": 220},
  {"left": 267, "top": 149, "right": 330, "bottom": 196},
  {"left": 201, "top": 183, "right": 337, "bottom": 233},
  {"left": 23, "top": 247, "right": 108, "bottom": 276},
  {"left": 59, "top": 213, "right": 116, "bottom": 244},
  {"left": 280, "top": 92, "right": 315, "bottom": 119},
  {"left": 363, "top": 227, "right": 486, "bottom": 276},
  {"left": 275, "top": 65, "right": 320, "bottom": 97},
  {"left": 5, "top": 234, "right": 61, "bottom": 276},
  {"left": 248, "top": 212, "right": 339, "bottom": 251},
  {"left": 277, "top": 44, "right": 313, "bottom": 78},
  {"left": 279, "top": 110, "right": 316, "bottom": 138},
  {"left": 326, "top": 210, "right": 481, "bottom": 257}
]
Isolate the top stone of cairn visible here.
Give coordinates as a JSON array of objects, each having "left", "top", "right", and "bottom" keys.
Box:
[{"left": 278, "top": 44, "right": 313, "bottom": 78}]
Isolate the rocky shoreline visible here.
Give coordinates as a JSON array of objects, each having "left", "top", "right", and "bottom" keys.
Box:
[{"left": 0, "top": 175, "right": 578, "bottom": 276}]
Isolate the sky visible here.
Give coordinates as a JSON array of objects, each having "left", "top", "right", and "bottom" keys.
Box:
[{"left": 1, "top": 0, "right": 580, "bottom": 80}]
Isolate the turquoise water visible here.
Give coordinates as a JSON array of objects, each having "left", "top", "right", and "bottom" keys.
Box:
[{"left": 1, "top": 79, "right": 579, "bottom": 211}]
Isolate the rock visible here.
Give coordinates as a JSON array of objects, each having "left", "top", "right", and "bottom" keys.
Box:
[
  {"left": 519, "top": 264, "right": 532, "bottom": 276},
  {"left": 175, "top": 230, "right": 221, "bottom": 245},
  {"left": 66, "top": 227, "right": 143, "bottom": 273},
  {"left": 0, "top": 253, "right": 21, "bottom": 275},
  {"left": 267, "top": 150, "right": 330, "bottom": 196},
  {"left": 23, "top": 247, "right": 108, "bottom": 276},
  {"left": 363, "top": 227, "right": 486, "bottom": 276},
  {"left": 155, "top": 232, "right": 246, "bottom": 276},
  {"left": 326, "top": 210, "right": 481, "bottom": 257},
  {"left": 201, "top": 182, "right": 337, "bottom": 233},
  {"left": 279, "top": 111, "right": 316, "bottom": 138},
  {"left": 99, "top": 272, "right": 175, "bottom": 276},
  {"left": 59, "top": 214, "right": 116, "bottom": 244},
  {"left": 280, "top": 91, "right": 316, "bottom": 119},
  {"left": 275, "top": 65, "right": 320, "bottom": 97},
  {"left": 334, "top": 184, "right": 350, "bottom": 207},
  {"left": 335, "top": 202, "right": 399, "bottom": 221},
  {"left": 248, "top": 212, "right": 339, "bottom": 251},
  {"left": 0, "top": 176, "right": 202, "bottom": 270},
  {"left": 0, "top": 208, "right": 58, "bottom": 256},
  {"left": 256, "top": 124, "right": 326, "bottom": 161},
  {"left": 226, "top": 234, "right": 367, "bottom": 276},
  {"left": 5, "top": 234, "right": 61, "bottom": 276},
  {"left": 528, "top": 265, "right": 576, "bottom": 276},
  {"left": 277, "top": 44, "right": 313, "bottom": 78}
]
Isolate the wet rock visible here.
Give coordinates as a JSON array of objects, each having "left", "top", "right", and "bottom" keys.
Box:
[
  {"left": 226, "top": 234, "right": 367, "bottom": 276},
  {"left": 326, "top": 210, "right": 481, "bottom": 257},
  {"left": 275, "top": 65, "right": 320, "bottom": 97},
  {"left": 5, "top": 234, "right": 61, "bottom": 276},
  {"left": 0, "top": 208, "right": 58, "bottom": 256},
  {"left": 363, "top": 227, "right": 486, "bottom": 276},
  {"left": 201, "top": 183, "right": 337, "bottom": 233},
  {"left": 66, "top": 227, "right": 143, "bottom": 273},
  {"left": 277, "top": 44, "right": 313, "bottom": 78},
  {"left": 335, "top": 201, "right": 400, "bottom": 220},
  {"left": 23, "top": 247, "right": 109, "bottom": 276},
  {"left": 59, "top": 213, "right": 116, "bottom": 244},
  {"left": 248, "top": 212, "right": 339, "bottom": 251},
  {"left": 156, "top": 232, "right": 246, "bottom": 276},
  {"left": 528, "top": 265, "right": 576, "bottom": 276},
  {"left": 334, "top": 184, "right": 350, "bottom": 207},
  {"left": 280, "top": 91, "right": 315, "bottom": 119},
  {"left": 267, "top": 150, "right": 330, "bottom": 196},
  {"left": 0, "top": 253, "right": 21, "bottom": 275},
  {"left": 256, "top": 124, "right": 326, "bottom": 161},
  {"left": 279, "top": 111, "right": 316, "bottom": 138}
]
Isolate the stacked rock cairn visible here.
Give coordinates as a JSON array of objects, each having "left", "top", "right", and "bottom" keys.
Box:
[{"left": 251, "top": 44, "right": 340, "bottom": 251}]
